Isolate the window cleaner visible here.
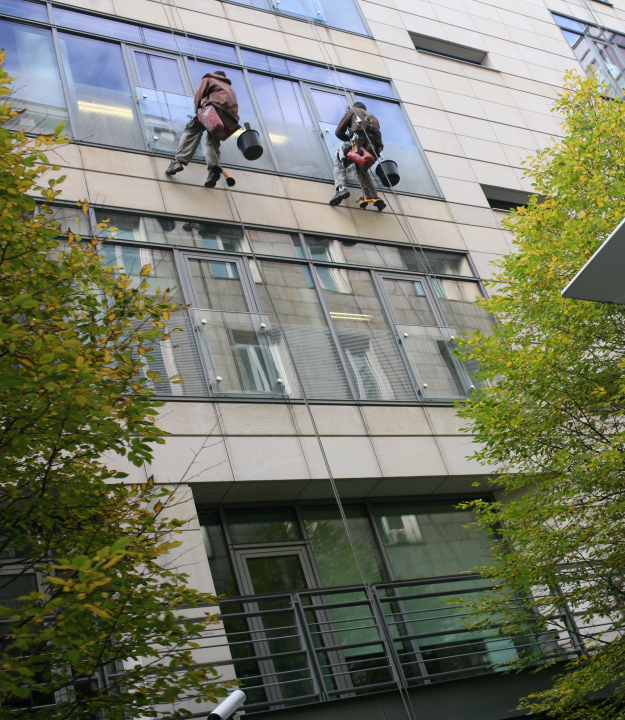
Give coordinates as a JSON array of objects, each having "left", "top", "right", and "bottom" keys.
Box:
[
  {"left": 329, "top": 102, "right": 387, "bottom": 212},
  {"left": 165, "top": 70, "right": 240, "bottom": 187}
]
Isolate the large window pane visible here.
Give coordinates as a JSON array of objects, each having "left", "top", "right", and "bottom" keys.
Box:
[
  {"left": 0, "top": 20, "right": 69, "bottom": 134},
  {"left": 254, "top": 260, "right": 353, "bottom": 400},
  {"left": 302, "top": 505, "right": 386, "bottom": 586},
  {"left": 250, "top": 73, "right": 330, "bottom": 179},
  {"left": 189, "top": 62, "right": 276, "bottom": 171},
  {"left": 355, "top": 95, "right": 440, "bottom": 197},
  {"left": 59, "top": 33, "right": 144, "bottom": 150},
  {"left": 318, "top": 0, "right": 368, "bottom": 35},
  {"left": 316, "top": 267, "right": 416, "bottom": 401},
  {"left": 433, "top": 279, "right": 491, "bottom": 335},
  {"left": 54, "top": 7, "right": 143, "bottom": 42},
  {"left": 100, "top": 244, "right": 180, "bottom": 301},
  {"left": 226, "top": 507, "right": 302, "bottom": 544},
  {"left": 0, "top": 0, "right": 47, "bottom": 21},
  {"left": 248, "top": 229, "right": 304, "bottom": 258}
]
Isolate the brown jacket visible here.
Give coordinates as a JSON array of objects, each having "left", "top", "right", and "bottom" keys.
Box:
[
  {"left": 194, "top": 73, "right": 240, "bottom": 123},
  {"left": 335, "top": 106, "right": 382, "bottom": 146}
]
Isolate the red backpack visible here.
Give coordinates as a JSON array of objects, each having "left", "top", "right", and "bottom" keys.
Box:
[{"left": 197, "top": 105, "right": 238, "bottom": 141}]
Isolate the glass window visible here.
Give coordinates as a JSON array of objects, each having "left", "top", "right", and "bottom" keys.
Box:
[
  {"left": 241, "top": 50, "right": 288, "bottom": 75},
  {"left": 199, "top": 510, "right": 240, "bottom": 596},
  {"left": 0, "top": 0, "right": 47, "bottom": 21},
  {"left": 372, "top": 501, "right": 493, "bottom": 579},
  {"left": 355, "top": 95, "right": 440, "bottom": 197},
  {"left": 100, "top": 244, "right": 180, "bottom": 300},
  {"left": 142, "top": 26, "right": 189, "bottom": 52},
  {"left": 58, "top": 33, "right": 144, "bottom": 150},
  {"left": 301, "top": 505, "right": 387, "bottom": 586},
  {"left": 286, "top": 58, "right": 337, "bottom": 85},
  {"left": 41, "top": 204, "right": 91, "bottom": 236},
  {"left": 0, "top": 573, "right": 38, "bottom": 608},
  {"left": 53, "top": 7, "right": 143, "bottom": 42},
  {"left": 433, "top": 279, "right": 491, "bottom": 335},
  {"left": 225, "top": 507, "right": 302, "bottom": 544},
  {"left": 189, "top": 62, "right": 276, "bottom": 172},
  {"left": 383, "top": 278, "right": 437, "bottom": 326},
  {"left": 188, "top": 258, "right": 248, "bottom": 311},
  {"left": 254, "top": 260, "right": 353, "bottom": 400},
  {"left": 0, "top": 20, "right": 70, "bottom": 135},
  {"left": 250, "top": 73, "right": 330, "bottom": 179},
  {"left": 188, "top": 37, "right": 238, "bottom": 64},
  {"left": 248, "top": 229, "right": 304, "bottom": 258},
  {"left": 135, "top": 52, "right": 184, "bottom": 94},
  {"left": 316, "top": 267, "right": 416, "bottom": 401},
  {"left": 553, "top": 13, "right": 587, "bottom": 32},
  {"left": 338, "top": 71, "right": 393, "bottom": 98}
]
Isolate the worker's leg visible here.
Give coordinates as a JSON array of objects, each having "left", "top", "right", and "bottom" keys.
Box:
[
  {"left": 165, "top": 115, "right": 204, "bottom": 175},
  {"left": 356, "top": 146, "right": 386, "bottom": 211},
  {"left": 204, "top": 134, "right": 223, "bottom": 187},
  {"left": 329, "top": 143, "right": 351, "bottom": 206}
]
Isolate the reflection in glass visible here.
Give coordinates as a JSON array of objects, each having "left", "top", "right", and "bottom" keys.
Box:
[
  {"left": 0, "top": 0, "right": 47, "bottom": 21},
  {"left": 433, "top": 279, "right": 491, "bottom": 335},
  {"left": 248, "top": 230, "right": 304, "bottom": 258},
  {"left": 199, "top": 510, "right": 240, "bottom": 596},
  {"left": 100, "top": 243, "right": 180, "bottom": 301},
  {"left": 189, "top": 258, "right": 248, "bottom": 312},
  {"left": 383, "top": 278, "right": 437, "bottom": 326},
  {"left": 0, "top": 20, "right": 70, "bottom": 135},
  {"left": 226, "top": 507, "right": 302, "bottom": 544},
  {"left": 136, "top": 86, "right": 196, "bottom": 154},
  {"left": 355, "top": 95, "right": 440, "bottom": 197},
  {"left": 301, "top": 505, "right": 386, "bottom": 586},
  {"left": 59, "top": 33, "right": 144, "bottom": 150},
  {"left": 250, "top": 73, "right": 330, "bottom": 178},
  {"left": 54, "top": 7, "right": 143, "bottom": 41},
  {"left": 246, "top": 554, "right": 308, "bottom": 594},
  {"left": 254, "top": 260, "right": 353, "bottom": 400},
  {"left": 316, "top": 267, "right": 416, "bottom": 401},
  {"left": 306, "top": 237, "right": 473, "bottom": 276}
]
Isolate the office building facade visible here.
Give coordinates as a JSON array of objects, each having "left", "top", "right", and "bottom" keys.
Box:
[{"left": 3, "top": 0, "right": 615, "bottom": 713}]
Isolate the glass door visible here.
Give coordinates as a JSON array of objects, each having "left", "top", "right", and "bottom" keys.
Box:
[
  {"left": 179, "top": 254, "right": 285, "bottom": 395},
  {"left": 234, "top": 547, "right": 319, "bottom": 705},
  {"left": 380, "top": 274, "right": 471, "bottom": 400},
  {"left": 131, "top": 49, "right": 196, "bottom": 153}
]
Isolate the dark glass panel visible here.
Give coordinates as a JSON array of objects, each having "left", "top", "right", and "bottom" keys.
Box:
[
  {"left": 199, "top": 510, "right": 239, "bottom": 596},
  {"left": 246, "top": 554, "right": 308, "bottom": 594},
  {"left": 226, "top": 507, "right": 302, "bottom": 544}
]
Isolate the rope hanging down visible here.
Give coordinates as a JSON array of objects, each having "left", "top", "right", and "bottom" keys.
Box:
[{"left": 148, "top": 3, "right": 477, "bottom": 716}]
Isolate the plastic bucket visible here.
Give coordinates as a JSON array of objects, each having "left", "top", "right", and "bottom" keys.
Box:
[
  {"left": 376, "top": 159, "right": 400, "bottom": 187},
  {"left": 237, "top": 129, "right": 264, "bottom": 161}
]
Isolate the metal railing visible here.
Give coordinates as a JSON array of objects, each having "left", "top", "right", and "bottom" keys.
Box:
[{"left": 198, "top": 575, "right": 585, "bottom": 714}]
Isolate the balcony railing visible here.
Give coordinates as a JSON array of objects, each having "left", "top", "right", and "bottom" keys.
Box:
[
  {"left": 140, "top": 310, "right": 480, "bottom": 402},
  {"left": 195, "top": 575, "right": 585, "bottom": 714}
]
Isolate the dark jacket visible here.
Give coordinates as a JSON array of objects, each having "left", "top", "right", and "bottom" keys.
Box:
[
  {"left": 335, "top": 106, "right": 382, "bottom": 146},
  {"left": 194, "top": 73, "right": 240, "bottom": 123}
]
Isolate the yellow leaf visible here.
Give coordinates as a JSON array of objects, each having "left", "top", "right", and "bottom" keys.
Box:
[{"left": 140, "top": 264, "right": 152, "bottom": 277}]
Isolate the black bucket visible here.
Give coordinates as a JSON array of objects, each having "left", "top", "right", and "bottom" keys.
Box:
[
  {"left": 376, "top": 159, "right": 400, "bottom": 187},
  {"left": 237, "top": 127, "right": 264, "bottom": 161}
]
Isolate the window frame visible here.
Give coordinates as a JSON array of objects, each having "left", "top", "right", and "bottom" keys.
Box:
[{"left": 0, "top": 2, "right": 443, "bottom": 198}]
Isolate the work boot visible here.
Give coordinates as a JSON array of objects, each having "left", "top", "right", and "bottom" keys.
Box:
[
  {"left": 165, "top": 160, "right": 184, "bottom": 176},
  {"left": 329, "top": 187, "right": 350, "bottom": 206},
  {"left": 374, "top": 198, "right": 386, "bottom": 212},
  {"left": 204, "top": 165, "right": 222, "bottom": 188}
]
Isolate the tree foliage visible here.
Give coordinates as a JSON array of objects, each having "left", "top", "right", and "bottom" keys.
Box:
[
  {"left": 0, "top": 55, "right": 233, "bottom": 719},
  {"left": 457, "top": 70, "right": 625, "bottom": 718}
]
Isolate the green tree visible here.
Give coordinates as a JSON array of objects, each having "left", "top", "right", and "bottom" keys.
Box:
[
  {"left": 456, "top": 70, "right": 625, "bottom": 718},
  {"left": 0, "top": 56, "right": 234, "bottom": 719}
]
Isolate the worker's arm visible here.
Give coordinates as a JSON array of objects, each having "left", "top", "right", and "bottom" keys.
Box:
[
  {"left": 334, "top": 110, "right": 352, "bottom": 141},
  {"left": 194, "top": 78, "right": 212, "bottom": 110}
]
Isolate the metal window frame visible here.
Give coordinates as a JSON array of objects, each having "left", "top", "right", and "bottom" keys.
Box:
[{"left": 0, "top": 2, "right": 448, "bottom": 200}]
